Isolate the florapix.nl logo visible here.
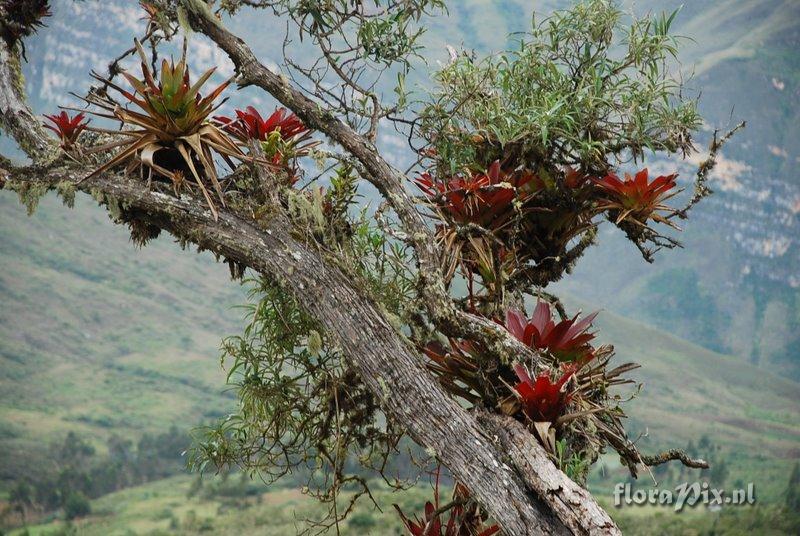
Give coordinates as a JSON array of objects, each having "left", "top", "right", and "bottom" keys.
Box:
[{"left": 613, "top": 482, "right": 756, "bottom": 512}]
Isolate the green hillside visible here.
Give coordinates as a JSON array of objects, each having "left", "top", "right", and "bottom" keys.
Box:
[
  {"left": 585, "top": 301, "right": 799, "bottom": 457},
  {"left": 0, "top": 192, "right": 244, "bottom": 484},
  {"left": 5, "top": 475, "right": 426, "bottom": 536},
  {"left": 7, "top": 470, "right": 799, "bottom": 535},
  {"left": 583, "top": 301, "right": 800, "bottom": 505}
]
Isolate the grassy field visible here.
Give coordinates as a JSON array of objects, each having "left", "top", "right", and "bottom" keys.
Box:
[
  {"left": 0, "top": 193, "right": 244, "bottom": 483},
  {"left": 5, "top": 475, "right": 431, "bottom": 536}
]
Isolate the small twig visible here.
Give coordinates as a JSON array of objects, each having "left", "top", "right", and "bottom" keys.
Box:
[
  {"left": 671, "top": 121, "right": 746, "bottom": 220},
  {"left": 640, "top": 449, "right": 709, "bottom": 469}
]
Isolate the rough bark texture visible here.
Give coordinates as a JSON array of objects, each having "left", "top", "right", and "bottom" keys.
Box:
[
  {"left": 478, "top": 412, "right": 619, "bottom": 535},
  {"left": 0, "top": 42, "right": 55, "bottom": 161}
]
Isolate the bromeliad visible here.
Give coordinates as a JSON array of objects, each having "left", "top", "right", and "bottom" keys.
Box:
[
  {"left": 214, "top": 106, "right": 317, "bottom": 182},
  {"left": 512, "top": 363, "right": 575, "bottom": 423},
  {"left": 415, "top": 160, "right": 536, "bottom": 229},
  {"left": 594, "top": 168, "right": 679, "bottom": 226},
  {"left": 0, "top": 0, "right": 51, "bottom": 53},
  {"left": 394, "top": 469, "right": 500, "bottom": 536},
  {"left": 43, "top": 111, "right": 89, "bottom": 150},
  {"left": 215, "top": 106, "right": 308, "bottom": 143},
  {"left": 84, "top": 38, "right": 246, "bottom": 219},
  {"left": 504, "top": 302, "right": 597, "bottom": 363},
  {"left": 422, "top": 339, "right": 486, "bottom": 404}
]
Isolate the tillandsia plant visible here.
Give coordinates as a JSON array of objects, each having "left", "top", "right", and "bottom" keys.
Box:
[
  {"left": 504, "top": 302, "right": 598, "bottom": 364},
  {"left": 415, "top": 157, "right": 604, "bottom": 311},
  {"left": 414, "top": 160, "right": 536, "bottom": 229},
  {"left": 511, "top": 363, "right": 576, "bottom": 423},
  {"left": 415, "top": 161, "right": 539, "bottom": 307},
  {"left": 214, "top": 106, "right": 318, "bottom": 185},
  {"left": 42, "top": 111, "right": 89, "bottom": 151},
  {"left": 0, "top": 0, "right": 50, "bottom": 55},
  {"left": 420, "top": 299, "right": 637, "bottom": 483},
  {"left": 84, "top": 38, "right": 246, "bottom": 218},
  {"left": 594, "top": 167, "right": 681, "bottom": 245}
]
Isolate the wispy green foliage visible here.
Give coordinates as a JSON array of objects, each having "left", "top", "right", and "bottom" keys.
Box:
[
  {"left": 290, "top": 165, "right": 416, "bottom": 319},
  {"left": 187, "top": 159, "right": 419, "bottom": 525},
  {"left": 419, "top": 0, "right": 701, "bottom": 175},
  {"left": 189, "top": 276, "right": 407, "bottom": 523},
  {"left": 221, "top": 0, "right": 444, "bottom": 69}
]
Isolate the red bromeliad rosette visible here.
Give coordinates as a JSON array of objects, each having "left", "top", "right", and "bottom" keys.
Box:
[
  {"left": 593, "top": 168, "right": 680, "bottom": 226},
  {"left": 512, "top": 362, "right": 577, "bottom": 423},
  {"left": 214, "top": 106, "right": 309, "bottom": 143},
  {"left": 415, "top": 160, "right": 538, "bottom": 229},
  {"left": 43, "top": 111, "right": 89, "bottom": 149},
  {"left": 214, "top": 106, "right": 318, "bottom": 184},
  {"left": 504, "top": 301, "right": 598, "bottom": 364}
]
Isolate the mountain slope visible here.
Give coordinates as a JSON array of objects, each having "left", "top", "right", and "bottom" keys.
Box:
[
  {"left": 0, "top": 193, "right": 244, "bottom": 484},
  {"left": 590, "top": 301, "right": 799, "bottom": 456}
]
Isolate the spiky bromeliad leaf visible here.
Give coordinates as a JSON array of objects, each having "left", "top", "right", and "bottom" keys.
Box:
[
  {"left": 84, "top": 38, "right": 246, "bottom": 219},
  {"left": 393, "top": 468, "right": 500, "bottom": 536},
  {"left": 511, "top": 362, "right": 576, "bottom": 423},
  {"left": 214, "top": 106, "right": 319, "bottom": 185},
  {"left": 504, "top": 301, "right": 598, "bottom": 363}
]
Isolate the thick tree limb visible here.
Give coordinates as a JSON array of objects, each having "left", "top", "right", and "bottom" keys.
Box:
[
  {"left": 1, "top": 162, "right": 580, "bottom": 535},
  {"left": 0, "top": 42, "right": 55, "bottom": 162},
  {"left": 478, "top": 412, "right": 619, "bottom": 535}
]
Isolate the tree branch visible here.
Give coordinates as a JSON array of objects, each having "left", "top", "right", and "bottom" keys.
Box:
[
  {"left": 1, "top": 160, "right": 589, "bottom": 534},
  {"left": 478, "top": 411, "right": 619, "bottom": 536},
  {"left": 176, "top": 0, "right": 543, "bottom": 367},
  {"left": 640, "top": 449, "right": 708, "bottom": 470},
  {"left": 0, "top": 14, "right": 622, "bottom": 534},
  {"left": 0, "top": 41, "right": 56, "bottom": 162}
]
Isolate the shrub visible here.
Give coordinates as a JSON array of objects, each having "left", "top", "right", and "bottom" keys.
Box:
[{"left": 63, "top": 491, "right": 90, "bottom": 520}]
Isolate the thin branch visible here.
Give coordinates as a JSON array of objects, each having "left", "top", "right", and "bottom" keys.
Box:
[
  {"left": 177, "top": 0, "right": 549, "bottom": 369},
  {"left": 671, "top": 121, "right": 746, "bottom": 220},
  {"left": 640, "top": 449, "right": 709, "bottom": 469}
]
